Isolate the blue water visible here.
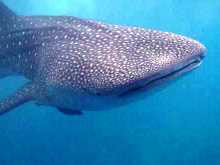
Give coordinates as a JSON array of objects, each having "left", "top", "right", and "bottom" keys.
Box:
[{"left": 0, "top": 0, "right": 219, "bottom": 164}]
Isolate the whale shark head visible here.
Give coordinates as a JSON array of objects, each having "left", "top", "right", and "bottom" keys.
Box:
[
  {"left": 82, "top": 28, "right": 206, "bottom": 97},
  {"left": 0, "top": 1, "right": 207, "bottom": 115}
]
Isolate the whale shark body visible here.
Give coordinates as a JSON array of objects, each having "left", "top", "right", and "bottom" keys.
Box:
[{"left": 0, "top": 2, "right": 206, "bottom": 115}]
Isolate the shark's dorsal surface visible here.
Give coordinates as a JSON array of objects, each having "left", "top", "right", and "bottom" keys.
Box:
[{"left": 0, "top": 2, "right": 206, "bottom": 115}]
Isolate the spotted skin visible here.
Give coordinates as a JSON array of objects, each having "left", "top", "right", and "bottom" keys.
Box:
[{"left": 0, "top": 2, "right": 206, "bottom": 115}]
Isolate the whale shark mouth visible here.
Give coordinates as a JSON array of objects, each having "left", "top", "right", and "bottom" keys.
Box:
[{"left": 119, "top": 54, "right": 205, "bottom": 97}]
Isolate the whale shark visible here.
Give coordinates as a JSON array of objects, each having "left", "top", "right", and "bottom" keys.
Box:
[{"left": 0, "top": 1, "right": 206, "bottom": 115}]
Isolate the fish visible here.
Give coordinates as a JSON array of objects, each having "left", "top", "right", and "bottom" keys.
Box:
[{"left": 0, "top": 1, "right": 206, "bottom": 115}]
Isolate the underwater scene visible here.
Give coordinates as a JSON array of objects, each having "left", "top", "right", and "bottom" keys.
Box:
[{"left": 0, "top": 0, "right": 219, "bottom": 164}]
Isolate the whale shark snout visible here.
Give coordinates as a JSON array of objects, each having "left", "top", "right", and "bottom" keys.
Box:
[
  {"left": 120, "top": 39, "right": 206, "bottom": 97},
  {"left": 120, "top": 38, "right": 206, "bottom": 96},
  {"left": 89, "top": 31, "right": 206, "bottom": 96}
]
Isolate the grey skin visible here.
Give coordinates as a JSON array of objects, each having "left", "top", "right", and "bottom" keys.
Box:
[{"left": 0, "top": 2, "right": 206, "bottom": 115}]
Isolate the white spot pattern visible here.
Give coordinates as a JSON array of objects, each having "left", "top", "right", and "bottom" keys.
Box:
[{"left": 0, "top": 15, "right": 205, "bottom": 95}]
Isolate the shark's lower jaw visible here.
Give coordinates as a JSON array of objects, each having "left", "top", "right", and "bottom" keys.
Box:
[{"left": 119, "top": 54, "right": 205, "bottom": 97}]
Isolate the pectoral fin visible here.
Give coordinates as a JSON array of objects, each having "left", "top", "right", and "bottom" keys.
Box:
[{"left": 0, "top": 82, "right": 37, "bottom": 115}]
